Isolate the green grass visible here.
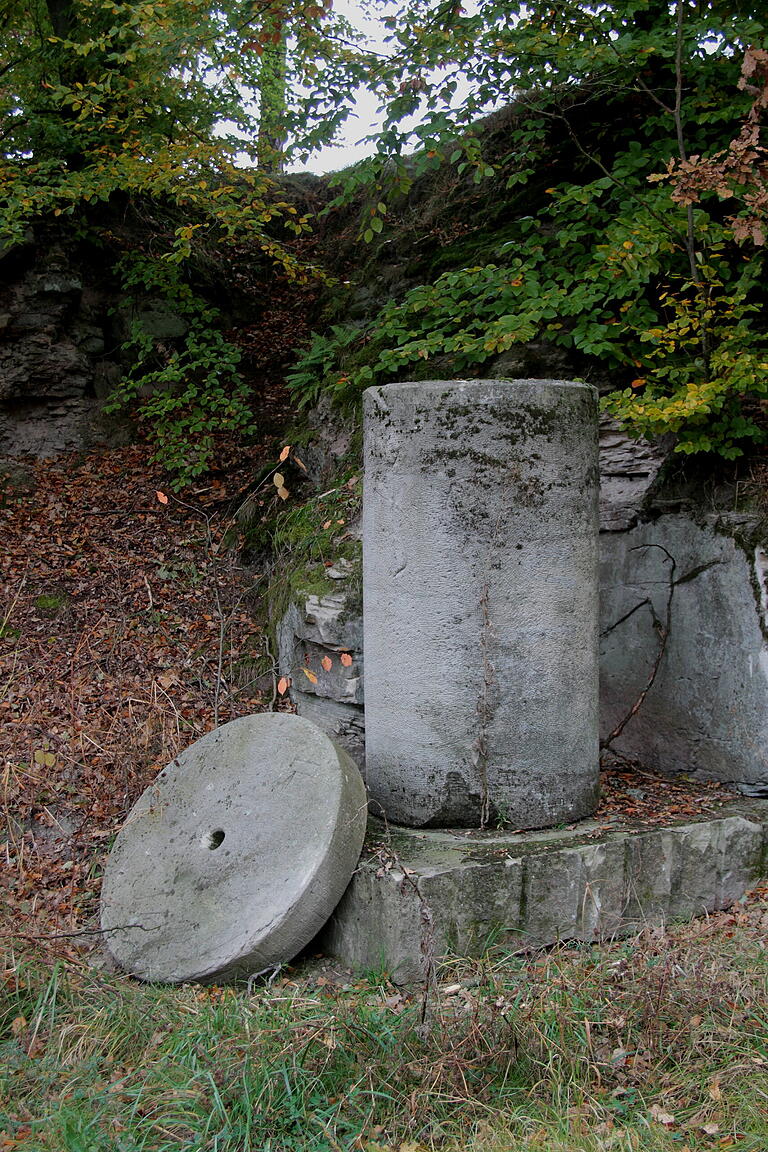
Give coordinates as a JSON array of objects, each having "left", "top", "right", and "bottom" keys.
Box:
[{"left": 1, "top": 900, "right": 767, "bottom": 1151}]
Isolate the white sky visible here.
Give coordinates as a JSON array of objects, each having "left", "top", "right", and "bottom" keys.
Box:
[
  {"left": 289, "top": 0, "right": 488, "bottom": 175},
  {"left": 288, "top": 0, "right": 391, "bottom": 175}
]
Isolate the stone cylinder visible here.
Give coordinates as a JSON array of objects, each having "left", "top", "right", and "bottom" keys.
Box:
[{"left": 362, "top": 379, "right": 600, "bottom": 829}]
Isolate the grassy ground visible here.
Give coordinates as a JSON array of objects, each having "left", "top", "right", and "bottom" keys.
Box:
[{"left": 2, "top": 888, "right": 767, "bottom": 1152}]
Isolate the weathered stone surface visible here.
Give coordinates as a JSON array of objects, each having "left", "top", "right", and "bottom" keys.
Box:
[
  {"left": 363, "top": 379, "right": 600, "bottom": 828},
  {"left": 276, "top": 572, "right": 364, "bottom": 765},
  {"left": 598, "top": 414, "right": 667, "bottom": 532},
  {"left": 276, "top": 415, "right": 668, "bottom": 752},
  {"left": 319, "top": 803, "right": 768, "bottom": 983},
  {"left": 600, "top": 514, "right": 768, "bottom": 795},
  {"left": 100, "top": 713, "right": 367, "bottom": 984}
]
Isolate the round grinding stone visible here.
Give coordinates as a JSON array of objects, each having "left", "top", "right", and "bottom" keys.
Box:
[{"left": 100, "top": 714, "right": 367, "bottom": 983}]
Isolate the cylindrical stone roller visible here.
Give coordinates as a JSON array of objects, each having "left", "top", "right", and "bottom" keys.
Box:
[{"left": 362, "top": 379, "right": 600, "bottom": 829}]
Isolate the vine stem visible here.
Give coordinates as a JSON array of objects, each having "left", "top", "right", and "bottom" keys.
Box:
[{"left": 600, "top": 545, "right": 676, "bottom": 752}]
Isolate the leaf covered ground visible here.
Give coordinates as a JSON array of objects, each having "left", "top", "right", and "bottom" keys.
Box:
[{"left": 0, "top": 440, "right": 282, "bottom": 947}]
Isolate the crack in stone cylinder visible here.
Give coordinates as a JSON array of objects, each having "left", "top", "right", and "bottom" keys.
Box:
[{"left": 362, "top": 379, "right": 600, "bottom": 829}]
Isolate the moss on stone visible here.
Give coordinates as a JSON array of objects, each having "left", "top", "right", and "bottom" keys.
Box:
[{"left": 261, "top": 467, "right": 363, "bottom": 643}]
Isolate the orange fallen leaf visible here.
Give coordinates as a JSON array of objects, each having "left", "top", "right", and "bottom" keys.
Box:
[
  {"left": 279, "top": 445, "right": 291, "bottom": 462},
  {"left": 156, "top": 490, "right": 168, "bottom": 504},
  {"left": 321, "top": 656, "right": 333, "bottom": 672},
  {"left": 277, "top": 676, "right": 290, "bottom": 695},
  {"left": 340, "top": 653, "right": 353, "bottom": 667}
]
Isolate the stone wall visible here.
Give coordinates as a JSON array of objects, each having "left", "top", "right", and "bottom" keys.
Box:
[
  {"left": 0, "top": 237, "right": 127, "bottom": 456},
  {"left": 278, "top": 413, "right": 768, "bottom": 796}
]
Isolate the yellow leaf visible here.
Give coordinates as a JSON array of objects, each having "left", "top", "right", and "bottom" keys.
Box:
[
  {"left": 277, "top": 486, "right": 289, "bottom": 500},
  {"left": 273, "top": 472, "right": 284, "bottom": 488},
  {"left": 303, "top": 668, "right": 318, "bottom": 684}
]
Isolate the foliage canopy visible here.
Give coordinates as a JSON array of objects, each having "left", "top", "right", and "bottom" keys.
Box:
[
  {"left": 294, "top": 0, "right": 768, "bottom": 461},
  {"left": 2, "top": 1, "right": 768, "bottom": 472}
]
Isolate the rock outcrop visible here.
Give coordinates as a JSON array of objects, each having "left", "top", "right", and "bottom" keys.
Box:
[{"left": 0, "top": 238, "right": 124, "bottom": 455}]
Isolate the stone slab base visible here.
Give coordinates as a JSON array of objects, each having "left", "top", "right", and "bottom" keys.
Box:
[{"left": 317, "top": 801, "right": 768, "bottom": 983}]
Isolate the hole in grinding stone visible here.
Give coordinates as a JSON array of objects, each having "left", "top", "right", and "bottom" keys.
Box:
[{"left": 204, "top": 829, "right": 225, "bottom": 850}]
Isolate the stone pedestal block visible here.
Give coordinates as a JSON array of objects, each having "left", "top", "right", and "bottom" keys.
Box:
[
  {"left": 318, "top": 803, "right": 768, "bottom": 984},
  {"left": 362, "top": 379, "right": 600, "bottom": 828}
]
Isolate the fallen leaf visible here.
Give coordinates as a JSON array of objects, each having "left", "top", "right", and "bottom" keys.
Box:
[
  {"left": 649, "top": 1104, "right": 675, "bottom": 1127},
  {"left": 708, "top": 1077, "right": 722, "bottom": 1102},
  {"left": 156, "top": 490, "right": 168, "bottom": 504},
  {"left": 293, "top": 453, "right": 307, "bottom": 471},
  {"left": 340, "top": 653, "right": 353, "bottom": 667},
  {"left": 278, "top": 445, "right": 290, "bottom": 462},
  {"left": 273, "top": 472, "right": 284, "bottom": 488},
  {"left": 321, "top": 656, "right": 333, "bottom": 672},
  {"left": 11, "top": 1016, "right": 27, "bottom": 1037},
  {"left": 277, "top": 676, "right": 290, "bottom": 695},
  {"left": 277, "top": 486, "right": 289, "bottom": 500},
  {"left": 303, "top": 668, "right": 318, "bottom": 684}
]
